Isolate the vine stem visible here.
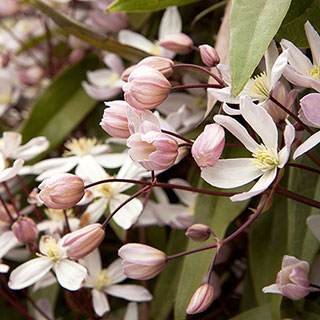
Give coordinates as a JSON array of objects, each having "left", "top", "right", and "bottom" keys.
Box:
[
  {"left": 2, "top": 182, "right": 20, "bottom": 216},
  {"left": 0, "top": 193, "right": 14, "bottom": 222},
  {"left": 286, "top": 162, "right": 320, "bottom": 175},
  {"left": 171, "top": 83, "right": 224, "bottom": 91},
  {"left": 161, "top": 129, "right": 193, "bottom": 144}
]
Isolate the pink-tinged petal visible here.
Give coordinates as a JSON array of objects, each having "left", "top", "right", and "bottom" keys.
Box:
[
  {"left": 118, "top": 30, "right": 154, "bottom": 53},
  {"left": 82, "top": 81, "right": 121, "bottom": 101},
  {"left": 106, "top": 259, "right": 127, "bottom": 285},
  {"left": 307, "top": 215, "right": 320, "bottom": 243},
  {"left": 124, "top": 302, "right": 138, "bottom": 320},
  {"left": 109, "top": 195, "right": 143, "bottom": 230},
  {"left": 289, "top": 267, "right": 309, "bottom": 287},
  {"left": 122, "top": 261, "right": 167, "bottom": 280},
  {"left": 201, "top": 159, "right": 262, "bottom": 189},
  {"left": 293, "top": 131, "right": 320, "bottom": 159},
  {"left": 14, "top": 137, "right": 49, "bottom": 161},
  {"left": 281, "top": 255, "right": 309, "bottom": 271},
  {"left": 2, "top": 132, "right": 21, "bottom": 158},
  {"left": 54, "top": 259, "right": 87, "bottom": 291},
  {"left": 105, "top": 284, "right": 153, "bottom": 301},
  {"left": 159, "top": 6, "right": 182, "bottom": 39},
  {"left": 0, "top": 231, "right": 20, "bottom": 258},
  {"left": 262, "top": 283, "right": 281, "bottom": 294},
  {"left": 270, "top": 49, "right": 289, "bottom": 88},
  {"left": 281, "top": 284, "right": 310, "bottom": 300},
  {"left": 305, "top": 21, "right": 320, "bottom": 67},
  {"left": 222, "top": 102, "right": 241, "bottom": 115},
  {"left": 157, "top": 93, "right": 196, "bottom": 114},
  {"left": 104, "top": 54, "right": 124, "bottom": 76},
  {"left": 280, "top": 39, "right": 313, "bottom": 74},
  {"left": 0, "top": 158, "right": 24, "bottom": 182},
  {"left": 9, "top": 257, "right": 53, "bottom": 290},
  {"left": 214, "top": 114, "right": 259, "bottom": 153},
  {"left": 278, "top": 120, "right": 295, "bottom": 167},
  {"left": 87, "top": 69, "right": 115, "bottom": 87},
  {"left": 300, "top": 93, "right": 320, "bottom": 127},
  {"left": 240, "top": 96, "right": 278, "bottom": 150},
  {"left": 92, "top": 288, "right": 110, "bottom": 317},
  {"left": 230, "top": 168, "right": 277, "bottom": 202}
]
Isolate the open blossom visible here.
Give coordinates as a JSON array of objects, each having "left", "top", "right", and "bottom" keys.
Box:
[
  {"left": 9, "top": 235, "right": 87, "bottom": 291},
  {"left": 293, "top": 93, "right": 320, "bottom": 159},
  {"left": 280, "top": 21, "right": 320, "bottom": 92},
  {"left": 80, "top": 249, "right": 152, "bottom": 317},
  {"left": 201, "top": 96, "right": 295, "bottom": 202},
  {"left": 263, "top": 255, "right": 310, "bottom": 300}
]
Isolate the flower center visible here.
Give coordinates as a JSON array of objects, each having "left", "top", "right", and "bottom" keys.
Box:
[
  {"left": 93, "top": 269, "right": 111, "bottom": 290},
  {"left": 250, "top": 72, "right": 269, "bottom": 99},
  {"left": 45, "top": 208, "right": 74, "bottom": 222},
  {"left": 40, "top": 236, "right": 64, "bottom": 262},
  {"left": 109, "top": 72, "right": 121, "bottom": 87},
  {"left": 96, "top": 183, "right": 114, "bottom": 199},
  {"left": 308, "top": 65, "right": 320, "bottom": 80},
  {"left": 251, "top": 144, "right": 280, "bottom": 172},
  {"left": 150, "top": 42, "right": 163, "bottom": 56},
  {"left": 63, "top": 137, "right": 100, "bottom": 157},
  {"left": 0, "top": 92, "right": 11, "bottom": 104}
]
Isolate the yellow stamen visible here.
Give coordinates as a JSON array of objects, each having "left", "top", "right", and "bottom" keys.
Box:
[
  {"left": 250, "top": 72, "right": 269, "bottom": 99},
  {"left": 63, "top": 137, "right": 100, "bottom": 157},
  {"left": 93, "top": 269, "right": 110, "bottom": 290},
  {"left": 308, "top": 65, "right": 320, "bottom": 80},
  {"left": 251, "top": 144, "right": 280, "bottom": 172}
]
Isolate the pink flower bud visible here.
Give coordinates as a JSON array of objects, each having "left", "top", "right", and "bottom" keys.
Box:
[
  {"left": 11, "top": 217, "right": 38, "bottom": 243},
  {"left": 159, "top": 33, "right": 193, "bottom": 55},
  {"left": 127, "top": 120, "right": 178, "bottom": 171},
  {"left": 186, "top": 284, "right": 214, "bottom": 314},
  {"left": 118, "top": 243, "right": 167, "bottom": 280},
  {"left": 191, "top": 124, "right": 225, "bottom": 168},
  {"left": 199, "top": 44, "right": 220, "bottom": 67},
  {"left": 185, "top": 224, "right": 212, "bottom": 242},
  {"left": 62, "top": 223, "right": 105, "bottom": 260},
  {"left": 100, "top": 100, "right": 130, "bottom": 139},
  {"left": 0, "top": 0, "right": 18, "bottom": 16},
  {"left": 263, "top": 255, "right": 310, "bottom": 300},
  {"left": 18, "top": 66, "right": 44, "bottom": 86},
  {"left": 123, "top": 66, "right": 171, "bottom": 110},
  {"left": 39, "top": 174, "right": 85, "bottom": 210},
  {"left": 137, "top": 57, "right": 174, "bottom": 78},
  {"left": 121, "top": 65, "right": 137, "bottom": 82}
]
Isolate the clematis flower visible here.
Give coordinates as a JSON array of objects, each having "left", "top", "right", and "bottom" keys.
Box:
[
  {"left": 280, "top": 21, "right": 320, "bottom": 92},
  {"left": 293, "top": 93, "right": 320, "bottom": 159},
  {"left": 79, "top": 249, "right": 152, "bottom": 317},
  {"left": 82, "top": 54, "right": 125, "bottom": 101},
  {"left": 8, "top": 235, "right": 87, "bottom": 291},
  {"left": 201, "top": 96, "right": 295, "bottom": 202},
  {"left": 262, "top": 255, "right": 310, "bottom": 300}
]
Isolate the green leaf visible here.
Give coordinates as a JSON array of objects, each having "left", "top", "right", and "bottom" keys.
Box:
[
  {"left": 20, "top": 56, "right": 100, "bottom": 151},
  {"left": 229, "top": 303, "right": 272, "bottom": 320},
  {"left": 174, "top": 180, "right": 249, "bottom": 320},
  {"left": 229, "top": 0, "right": 291, "bottom": 96},
  {"left": 275, "top": 0, "right": 320, "bottom": 48},
  {"left": 151, "top": 230, "right": 187, "bottom": 320},
  {"left": 32, "top": 0, "right": 147, "bottom": 62},
  {"left": 108, "top": 0, "right": 201, "bottom": 12}
]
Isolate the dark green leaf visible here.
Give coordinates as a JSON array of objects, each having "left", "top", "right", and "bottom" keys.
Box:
[{"left": 229, "top": 303, "right": 272, "bottom": 320}]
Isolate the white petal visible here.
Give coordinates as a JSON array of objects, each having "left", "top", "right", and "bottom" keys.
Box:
[
  {"left": 262, "top": 283, "right": 281, "bottom": 294},
  {"left": 222, "top": 102, "right": 241, "bottom": 115},
  {"left": 9, "top": 257, "right": 53, "bottom": 290},
  {"left": 82, "top": 81, "right": 121, "bottom": 101},
  {"left": 106, "top": 258, "right": 127, "bottom": 285},
  {"left": 0, "top": 231, "right": 20, "bottom": 258},
  {"left": 307, "top": 215, "right": 320, "bottom": 242},
  {"left": 79, "top": 248, "right": 102, "bottom": 276},
  {"left": 240, "top": 96, "right": 278, "bottom": 150},
  {"left": 54, "top": 259, "right": 87, "bottom": 291},
  {"left": 157, "top": 93, "right": 197, "bottom": 115},
  {"left": 109, "top": 195, "right": 143, "bottom": 230},
  {"left": 168, "top": 178, "right": 197, "bottom": 206},
  {"left": 124, "top": 302, "right": 138, "bottom": 320},
  {"left": 32, "top": 273, "right": 56, "bottom": 292},
  {"left": 92, "top": 289, "right": 110, "bottom": 317},
  {"left": 76, "top": 155, "right": 108, "bottom": 182},
  {"left": 230, "top": 169, "right": 277, "bottom": 202},
  {"left": 293, "top": 130, "right": 320, "bottom": 159},
  {"left": 104, "top": 54, "right": 124, "bottom": 76},
  {"left": 214, "top": 114, "right": 259, "bottom": 153},
  {"left": 305, "top": 21, "right": 320, "bottom": 67},
  {"left": 201, "top": 159, "right": 262, "bottom": 189},
  {"left": 270, "top": 49, "right": 289, "bottom": 88},
  {"left": 14, "top": 137, "right": 49, "bottom": 161},
  {"left": 87, "top": 69, "right": 115, "bottom": 87},
  {"left": 265, "top": 40, "right": 278, "bottom": 77},
  {"left": 159, "top": 6, "right": 182, "bottom": 38},
  {"left": 118, "top": 30, "right": 154, "bottom": 53},
  {"left": 278, "top": 120, "right": 295, "bottom": 166},
  {"left": 86, "top": 198, "right": 108, "bottom": 223},
  {"left": 208, "top": 87, "right": 241, "bottom": 104},
  {"left": 105, "top": 284, "right": 152, "bottom": 301},
  {"left": 2, "top": 132, "right": 22, "bottom": 158},
  {"left": 0, "top": 263, "right": 9, "bottom": 273},
  {"left": 280, "top": 39, "right": 313, "bottom": 74},
  {"left": 0, "top": 158, "right": 24, "bottom": 182},
  {"left": 95, "top": 152, "right": 129, "bottom": 169}
]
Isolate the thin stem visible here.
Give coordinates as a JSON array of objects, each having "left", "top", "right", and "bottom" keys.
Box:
[
  {"left": 173, "top": 63, "right": 225, "bottom": 87},
  {"left": 286, "top": 162, "right": 320, "bottom": 175},
  {"left": 2, "top": 182, "right": 20, "bottom": 216},
  {"left": 171, "top": 83, "right": 224, "bottom": 91},
  {"left": 63, "top": 209, "right": 71, "bottom": 233},
  {"left": 161, "top": 129, "right": 193, "bottom": 144},
  {"left": 85, "top": 178, "right": 150, "bottom": 190},
  {"left": 310, "top": 283, "right": 320, "bottom": 290},
  {"left": 274, "top": 185, "right": 320, "bottom": 209},
  {"left": 0, "top": 193, "right": 14, "bottom": 222},
  {"left": 204, "top": 243, "right": 221, "bottom": 283},
  {"left": 102, "top": 185, "right": 151, "bottom": 228},
  {"left": 167, "top": 242, "right": 218, "bottom": 260},
  {"left": 269, "top": 95, "right": 313, "bottom": 134},
  {"left": 178, "top": 142, "right": 192, "bottom": 148}
]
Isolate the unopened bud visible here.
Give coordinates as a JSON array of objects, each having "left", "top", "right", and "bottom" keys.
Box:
[
  {"left": 0, "top": 0, "right": 18, "bottom": 16},
  {"left": 121, "top": 65, "right": 137, "bottom": 82},
  {"left": 159, "top": 33, "right": 193, "bottom": 55},
  {"left": 18, "top": 66, "right": 44, "bottom": 86},
  {"left": 12, "top": 217, "right": 38, "bottom": 243},
  {"left": 199, "top": 44, "right": 220, "bottom": 67},
  {"left": 137, "top": 56, "right": 174, "bottom": 78},
  {"left": 186, "top": 284, "right": 214, "bottom": 315},
  {"left": 39, "top": 173, "right": 85, "bottom": 210},
  {"left": 118, "top": 243, "right": 167, "bottom": 280},
  {"left": 186, "top": 224, "right": 212, "bottom": 242},
  {"left": 62, "top": 223, "right": 105, "bottom": 260}
]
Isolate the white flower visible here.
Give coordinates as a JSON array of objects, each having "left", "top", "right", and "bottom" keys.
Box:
[
  {"left": 118, "top": 6, "right": 181, "bottom": 58},
  {"left": 79, "top": 249, "right": 152, "bottom": 317},
  {"left": 8, "top": 235, "right": 87, "bottom": 291},
  {"left": 201, "top": 96, "right": 295, "bottom": 201},
  {"left": 281, "top": 21, "right": 320, "bottom": 92},
  {"left": 76, "top": 157, "right": 145, "bottom": 230}
]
